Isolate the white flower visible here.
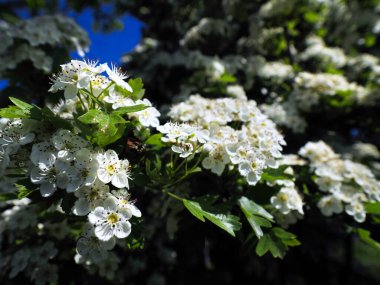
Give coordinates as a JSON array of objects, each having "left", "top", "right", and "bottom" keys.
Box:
[
  {"left": 88, "top": 197, "right": 132, "bottom": 241},
  {"left": 111, "top": 190, "right": 141, "bottom": 217},
  {"left": 73, "top": 179, "right": 109, "bottom": 216},
  {"left": 171, "top": 138, "right": 194, "bottom": 158},
  {"left": 238, "top": 153, "right": 266, "bottom": 185},
  {"left": 104, "top": 88, "right": 135, "bottom": 109},
  {"left": 97, "top": 150, "right": 131, "bottom": 188},
  {"left": 270, "top": 187, "right": 304, "bottom": 215},
  {"left": 76, "top": 223, "right": 116, "bottom": 263},
  {"left": 52, "top": 129, "right": 89, "bottom": 161},
  {"left": 49, "top": 60, "right": 104, "bottom": 99},
  {"left": 30, "top": 141, "right": 57, "bottom": 165},
  {"left": 317, "top": 195, "right": 344, "bottom": 216},
  {"left": 299, "top": 141, "right": 339, "bottom": 165},
  {"left": 314, "top": 177, "right": 342, "bottom": 192},
  {"left": 345, "top": 201, "right": 366, "bottom": 223},
  {"left": 130, "top": 99, "right": 160, "bottom": 128},
  {"left": 30, "top": 157, "right": 69, "bottom": 197},
  {"left": 66, "top": 149, "right": 99, "bottom": 193},
  {"left": 0, "top": 119, "right": 35, "bottom": 149},
  {"left": 202, "top": 145, "right": 230, "bottom": 176},
  {"left": 105, "top": 64, "right": 133, "bottom": 92},
  {"left": 226, "top": 85, "right": 247, "bottom": 100}
]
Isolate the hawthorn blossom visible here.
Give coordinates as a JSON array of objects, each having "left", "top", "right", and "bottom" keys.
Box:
[
  {"left": 97, "top": 150, "right": 131, "bottom": 188},
  {"left": 88, "top": 197, "right": 133, "bottom": 241}
]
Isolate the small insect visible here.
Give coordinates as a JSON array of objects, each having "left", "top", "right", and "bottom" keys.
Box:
[{"left": 125, "top": 136, "right": 145, "bottom": 153}]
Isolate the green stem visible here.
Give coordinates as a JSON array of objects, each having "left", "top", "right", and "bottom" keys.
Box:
[
  {"left": 77, "top": 92, "right": 88, "bottom": 112},
  {"left": 96, "top": 81, "right": 114, "bottom": 100}
]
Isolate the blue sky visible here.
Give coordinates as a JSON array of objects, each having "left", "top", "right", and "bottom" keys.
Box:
[
  {"left": 68, "top": 9, "right": 143, "bottom": 63},
  {"left": 0, "top": 4, "right": 142, "bottom": 90}
]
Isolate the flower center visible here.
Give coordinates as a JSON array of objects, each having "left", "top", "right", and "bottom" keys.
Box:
[
  {"left": 279, "top": 194, "right": 287, "bottom": 202},
  {"left": 107, "top": 213, "right": 119, "bottom": 224},
  {"left": 106, "top": 164, "right": 116, "bottom": 174}
]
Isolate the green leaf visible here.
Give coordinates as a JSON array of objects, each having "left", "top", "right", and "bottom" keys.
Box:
[
  {"left": 256, "top": 228, "right": 300, "bottom": 258},
  {"left": 78, "top": 110, "right": 127, "bottom": 147},
  {"left": 9, "top": 97, "right": 33, "bottom": 110},
  {"left": 303, "top": 11, "right": 319, "bottom": 24},
  {"left": 0, "top": 98, "right": 45, "bottom": 121},
  {"left": 113, "top": 104, "right": 149, "bottom": 115},
  {"left": 238, "top": 198, "right": 273, "bottom": 237},
  {"left": 256, "top": 234, "right": 271, "bottom": 256},
  {"left": 145, "top": 133, "right": 164, "bottom": 147},
  {"left": 128, "top": 78, "right": 146, "bottom": 100},
  {"left": 220, "top": 73, "right": 237, "bottom": 83},
  {"left": 239, "top": 196, "right": 273, "bottom": 239},
  {"left": 182, "top": 196, "right": 242, "bottom": 237},
  {"left": 41, "top": 107, "right": 72, "bottom": 130},
  {"left": 16, "top": 184, "right": 36, "bottom": 199},
  {"left": 114, "top": 77, "right": 145, "bottom": 101},
  {"left": 272, "top": 227, "right": 301, "bottom": 247},
  {"left": 78, "top": 110, "right": 105, "bottom": 124},
  {"left": 365, "top": 202, "right": 380, "bottom": 215},
  {"left": 356, "top": 228, "right": 380, "bottom": 251},
  {"left": 261, "top": 165, "right": 293, "bottom": 183},
  {"left": 0, "top": 106, "right": 30, "bottom": 118}
]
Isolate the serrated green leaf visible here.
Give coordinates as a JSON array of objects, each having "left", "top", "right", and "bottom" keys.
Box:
[
  {"left": 182, "top": 197, "right": 241, "bottom": 237},
  {"left": 183, "top": 200, "right": 206, "bottom": 222},
  {"left": 256, "top": 228, "right": 300, "bottom": 258},
  {"left": 239, "top": 197, "right": 274, "bottom": 221},
  {"left": 256, "top": 234, "right": 271, "bottom": 256},
  {"left": 113, "top": 104, "right": 148, "bottom": 115},
  {"left": 272, "top": 227, "right": 297, "bottom": 239},
  {"left": 239, "top": 196, "right": 273, "bottom": 239}
]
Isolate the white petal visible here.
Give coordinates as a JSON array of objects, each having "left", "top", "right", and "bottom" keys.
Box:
[
  {"left": 95, "top": 223, "right": 114, "bottom": 241},
  {"left": 115, "top": 221, "right": 131, "bottom": 239},
  {"left": 129, "top": 204, "right": 142, "bottom": 218},
  {"left": 64, "top": 84, "right": 78, "bottom": 99},
  {"left": 88, "top": 207, "right": 106, "bottom": 224},
  {"left": 98, "top": 169, "right": 111, "bottom": 184},
  {"left": 40, "top": 182, "right": 56, "bottom": 197},
  {"left": 119, "top": 208, "right": 133, "bottom": 220},
  {"left": 111, "top": 173, "right": 129, "bottom": 188},
  {"left": 102, "top": 197, "right": 118, "bottom": 212},
  {"left": 73, "top": 199, "right": 90, "bottom": 216},
  {"left": 105, "top": 149, "right": 118, "bottom": 163}
]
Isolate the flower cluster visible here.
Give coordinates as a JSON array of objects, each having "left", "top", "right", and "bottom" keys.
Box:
[
  {"left": 161, "top": 94, "right": 286, "bottom": 185},
  {"left": 0, "top": 59, "right": 156, "bottom": 281},
  {"left": 299, "top": 141, "right": 380, "bottom": 223},
  {"left": 50, "top": 60, "right": 160, "bottom": 128},
  {"left": 292, "top": 72, "right": 368, "bottom": 111},
  {"left": 0, "top": 15, "right": 89, "bottom": 76}
]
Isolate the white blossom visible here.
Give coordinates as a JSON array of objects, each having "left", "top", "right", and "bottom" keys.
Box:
[{"left": 88, "top": 197, "right": 133, "bottom": 241}]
